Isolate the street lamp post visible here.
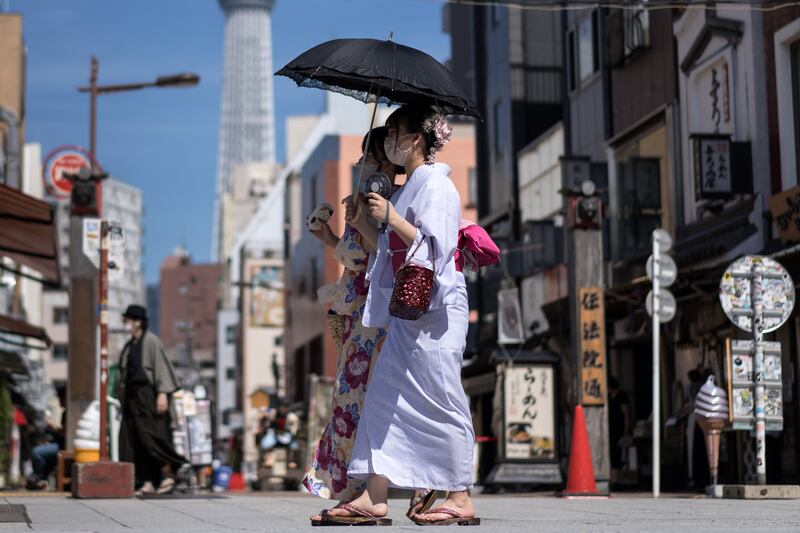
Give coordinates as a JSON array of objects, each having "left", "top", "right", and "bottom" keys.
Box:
[
  {"left": 66, "top": 56, "right": 200, "bottom": 456},
  {"left": 77, "top": 56, "right": 200, "bottom": 167}
]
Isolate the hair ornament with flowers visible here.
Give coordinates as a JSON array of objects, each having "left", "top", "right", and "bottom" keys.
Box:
[{"left": 422, "top": 113, "right": 453, "bottom": 163}]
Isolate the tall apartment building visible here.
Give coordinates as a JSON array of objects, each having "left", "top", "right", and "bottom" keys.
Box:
[{"left": 158, "top": 250, "right": 221, "bottom": 382}]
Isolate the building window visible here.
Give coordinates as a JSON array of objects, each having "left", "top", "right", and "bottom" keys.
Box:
[
  {"left": 226, "top": 367, "right": 235, "bottom": 380},
  {"left": 792, "top": 41, "right": 800, "bottom": 177},
  {"left": 53, "top": 307, "right": 69, "bottom": 324},
  {"left": 225, "top": 325, "right": 237, "bottom": 344},
  {"left": 578, "top": 12, "right": 598, "bottom": 82},
  {"left": 53, "top": 344, "right": 68, "bottom": 360},
  {"left": 467, "top": 168, "right": 478, "bottom": 207},
  {"left": 571, "top": 11, "right": 599, "bottom": 91},
  {"left": 275, "top": 335, "right": 283, "bottom": 347},
  {"left": 567, "top": 30, "right": 577, "bottom": 91},
  {"left": 613, "top": 156, "right": 662, "bottom": 261},
  {"left": 493, "top": 100, "right": 502, "bottom": 158}
]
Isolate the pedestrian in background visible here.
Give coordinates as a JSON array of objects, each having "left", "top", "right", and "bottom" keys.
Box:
[
  {"left": 116, "top": 304, "right": 186, "bottom": 495},
  {"left": 25, "top": 390, "right": 66, "bottom": 490}
]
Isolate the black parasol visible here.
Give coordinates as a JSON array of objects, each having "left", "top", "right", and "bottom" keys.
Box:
[{"left": 275, "top": 37, "right": 480, "bottom": 119}]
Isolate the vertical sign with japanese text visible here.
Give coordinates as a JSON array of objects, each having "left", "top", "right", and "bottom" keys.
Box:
[
  {"left": 579, "top": 287, "right": 607, "bottom": 405},
  {"left": 503, "top": 365, "right": 556, "bottom": 460},
  {"left": 693, "top": 135, "right": 732, "bottom": 199}
]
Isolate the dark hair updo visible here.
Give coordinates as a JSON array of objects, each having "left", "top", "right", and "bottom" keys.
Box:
[{"left": 385, "top": 105, "right": 453, "bottom": 164}]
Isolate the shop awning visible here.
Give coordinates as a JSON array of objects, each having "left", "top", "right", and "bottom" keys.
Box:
[
  {"left": 0, "top": 314, "right": 52, "bottom": 348},
  {"left": 0, "top": 350, "right": 29, "bottom": 376},
  {"left": 0, "top": 184, "right": 61, "bottom": 286},
  {"left": 673, "top": 196, "right": 757, "bottom": 268}
]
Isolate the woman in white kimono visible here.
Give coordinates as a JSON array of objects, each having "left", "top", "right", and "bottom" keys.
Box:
[{"left": 319, "top": 105, "right": 479, "bottom": 526}]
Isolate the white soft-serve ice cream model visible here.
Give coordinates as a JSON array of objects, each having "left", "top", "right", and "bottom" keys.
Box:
[
  {"left": 73, "top": 401, "right": 101, "bottom": 462},
  {"left": 694, "top": 376, "right": 729, "bottom": 486}
]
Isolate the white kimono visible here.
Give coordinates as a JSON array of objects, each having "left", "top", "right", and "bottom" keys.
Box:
[{"left": 348, "top": 163, "right": 475, "bottom": 491}]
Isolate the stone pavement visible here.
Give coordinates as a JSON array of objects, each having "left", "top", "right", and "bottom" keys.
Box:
[{"left": 1, "top": 491, "right": 800, "bottom": 532}]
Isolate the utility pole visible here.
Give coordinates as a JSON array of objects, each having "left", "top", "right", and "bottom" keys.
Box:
[
  {"left": 65, "top": 57, "right": 200, "bottom": 449},
  {"left": 563, "top": 158, "right": 610, "bottom": 493},
  {"left": 66, "top": 58, "right": 102, "bottom": 449}
]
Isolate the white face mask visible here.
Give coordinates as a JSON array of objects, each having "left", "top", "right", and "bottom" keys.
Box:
[{"left": 384, "top": 134, "right": 416, "bottom": 167}]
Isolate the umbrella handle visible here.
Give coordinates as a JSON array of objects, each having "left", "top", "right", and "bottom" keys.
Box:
[{"left": 354, "top": 87, "right": 382, "bottom": 201}]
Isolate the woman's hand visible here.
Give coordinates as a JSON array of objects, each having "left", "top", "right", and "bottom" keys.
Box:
[
  {"left": 309, "top": 221, "right": 338, "bottom": 248},
  {"left": 345, "top": 194, "right": 370, "bottom": 230},
  {"left": 367, "top": 192, "right": 394, "bottom": 225}
]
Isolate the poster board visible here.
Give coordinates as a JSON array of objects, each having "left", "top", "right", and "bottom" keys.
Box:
[
  {"left": 171, "top": 391, "right": 214, "bottom": 466},
  {"left": 725, "top": 339, "right": 783, "bottom": 431},
  {"left": 502, "top": 365, "right": 556, "bottom": 461},
  {"left": 248, "top": 264, "right": 284, "bottom": 327}
]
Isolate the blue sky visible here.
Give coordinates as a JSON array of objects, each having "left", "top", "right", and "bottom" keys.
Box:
[{"left": 13, "top": 0, "right": 451, "bottom": 283}]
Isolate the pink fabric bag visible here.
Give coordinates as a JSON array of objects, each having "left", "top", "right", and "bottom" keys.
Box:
[{"left": 455, "top": 220, "right": 500, "bottom": 272}]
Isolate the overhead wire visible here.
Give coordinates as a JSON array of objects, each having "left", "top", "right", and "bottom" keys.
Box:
[{"left": 429, "top": 0, "right": 800, "bottom": 12}]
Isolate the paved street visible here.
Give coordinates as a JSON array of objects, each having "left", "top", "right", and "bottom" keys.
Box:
[{"left": 1, "top": 492, "right": 800, "bottom": 532}]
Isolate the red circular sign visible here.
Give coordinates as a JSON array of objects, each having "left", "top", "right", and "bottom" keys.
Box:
[{"left": 43, "top": 146, "right": 96, "bottom": 198}]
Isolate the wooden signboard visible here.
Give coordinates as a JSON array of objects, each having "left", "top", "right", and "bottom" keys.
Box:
[
  {"left": 768, "top": 185, "right": 800, "bottom": 243},
  {"left": 502, "top": 365, "right": 556, "bottom": 460},
  {"left": 579, "top": 287, "right": 607, "bottom": 405}
]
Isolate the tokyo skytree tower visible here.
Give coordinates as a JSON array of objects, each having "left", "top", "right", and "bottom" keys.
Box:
[{"left": 212, "top": 0, "right": 277, "bottom": 261}]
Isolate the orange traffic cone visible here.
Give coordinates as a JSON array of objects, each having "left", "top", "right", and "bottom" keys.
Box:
[{"left": 560, "top": 405, "right": 606, "bottom": 498}]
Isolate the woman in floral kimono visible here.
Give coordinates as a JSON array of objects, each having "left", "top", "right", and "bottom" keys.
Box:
[
  {"left": 304, "top": 127, "right": 417, "bottom": 509},
  {"left": 318, "top": 106, "right": 479, "bottom": 526}
]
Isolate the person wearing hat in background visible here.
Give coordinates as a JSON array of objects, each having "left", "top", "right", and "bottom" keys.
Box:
[{"left": 117, "top": 304, "right": 186, "bottom": 495}]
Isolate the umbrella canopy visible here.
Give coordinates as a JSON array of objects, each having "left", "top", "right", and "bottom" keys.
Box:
[{"left": 276, "top": 38, "right": 480, "bottom": 119}]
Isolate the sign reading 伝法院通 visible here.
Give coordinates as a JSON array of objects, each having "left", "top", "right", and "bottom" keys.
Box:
[{"left": 578, "top": 287, "right": 606, "bottom": 406}]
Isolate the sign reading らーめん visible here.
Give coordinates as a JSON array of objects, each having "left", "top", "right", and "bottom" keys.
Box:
[{"left": 503, "top": 365, "right": 555, "bottom": 460}]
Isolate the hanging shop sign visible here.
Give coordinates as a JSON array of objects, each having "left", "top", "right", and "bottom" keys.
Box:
[
  {"left": 693, "top": 134, "right": 731, "bottom": 197},
  {"left": 578, "top": 286, "right": 606, "bottom": 405},
  {"left": 498, "top": 288, "right": 525, "bottom": 345},
  {"left": 692, "top": 135, "right": 753, "bottom": 201},
  {"left": 768, "top": 185, "right": 800, "bottom": 243}
]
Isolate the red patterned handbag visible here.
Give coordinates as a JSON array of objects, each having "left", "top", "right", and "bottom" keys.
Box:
[{"left": 389, "top": 237, "right": 435, "bottom": 320}]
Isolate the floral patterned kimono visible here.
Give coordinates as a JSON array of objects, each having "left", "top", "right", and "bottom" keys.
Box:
[{"left": 303, "top": 224, "right": 388, "bottom": 501}]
